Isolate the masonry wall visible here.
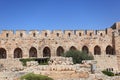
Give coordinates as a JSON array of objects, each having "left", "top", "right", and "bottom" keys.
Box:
[{"left": 0, "top": 22, "right": 120, "bottom": 71}]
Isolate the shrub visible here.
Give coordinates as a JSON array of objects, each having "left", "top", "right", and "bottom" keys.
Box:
[
  {"left": 20, "top": 58, "right": 49, "bottom": 66},
  {"left": 102, "top": 70, "right": 114, "bottom": 76},
  {"left": 20, "top": 73, "right": 53, "bottom": 80},
  {"left": 20, "top": 58, "right": 36, "bottom": 66},
  {"left": 63, "top": 50, "right": 94, "bottom": 64}
]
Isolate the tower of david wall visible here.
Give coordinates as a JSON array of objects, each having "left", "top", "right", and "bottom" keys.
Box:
[{"left": 0, "top": 22, "right": 120, "bottom": 71}]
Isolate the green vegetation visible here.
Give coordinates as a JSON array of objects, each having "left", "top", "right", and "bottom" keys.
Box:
[
  {"left": 20, "top": 58, "right": 36, "bottom": 66},
  {"left": 20, "top": 58, "right": 49, "bottom": 66},
  {"left": 20, "top": 73, "right": 53, "bottom": 80},
  {"left": 62, "top": 50, "right": 94, "bottom": 64},
  {"left": 102, "top": 70, "right": 114, "bottom": 76}
]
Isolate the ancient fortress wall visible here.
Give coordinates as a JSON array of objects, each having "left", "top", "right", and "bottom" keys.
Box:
[{"left": 0, "top": 22, "right": 120, "bottom": 71}]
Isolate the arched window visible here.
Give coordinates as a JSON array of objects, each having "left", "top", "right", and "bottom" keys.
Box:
[
  {"left": 106, "top": 45, "right": 114, "bottom": 55},
  {"left": 82, "top": 46, "right": 89, "bottom": 54},
  {"left": 70, "top": 46, "right": 77, "bottom": 51},
  {"left": 43, "top": 47, "right": 51, "bottom": 57},
  {"left": 0, "top": 48, "right": 6, "bottom": 59},
  {"left": 14, "top": 48, "right": 22, "bottom": 58},
  {"left": 29, "top": 47, "right": 37, "bottom": 57},
  {"left": 94, "top": 45, "right": 101, "bottom": 55},
  {"left": 56, "top": 46, "right": 64, "bottom": 56}
]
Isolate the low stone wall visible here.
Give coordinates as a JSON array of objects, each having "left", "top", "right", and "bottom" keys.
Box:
[{"left": 0, "top": 59, "right": 23, "bottom": 72}]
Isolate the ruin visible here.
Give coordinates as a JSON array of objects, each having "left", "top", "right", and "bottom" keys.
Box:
[{"left": 0, "top": 22, "right": 120, "bottom": 72}]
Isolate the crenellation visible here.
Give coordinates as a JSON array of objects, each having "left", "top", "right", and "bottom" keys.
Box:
[
  {"left": 96, "top": 30, "right": 106, "bottom": 37},
  {"left": 64, "top": 30, "right": 75, "bottom": 38},
  {"left": 75, "top": 30, "right": 84, "bottom": 37},
  {"left": 52, "top": 30, "right": 63, "bottom": 38},
  {"left": 15, "top": 30, "right": 27, "bottom": 38},
  {"left": 86, "top": 30, "right": 94, "bottom": 36},
  {"left": 0, "top": 30, "right": 14, "bottom": 39},
  {"left": 29, "top": 30, "right": 39, "bottom": 38}
]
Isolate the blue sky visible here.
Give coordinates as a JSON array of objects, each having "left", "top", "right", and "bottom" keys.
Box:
[{"left": 0, "top": 0, "right": 120, "bottom": 31}]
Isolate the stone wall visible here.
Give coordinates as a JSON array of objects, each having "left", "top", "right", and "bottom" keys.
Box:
[{"left": 0, "top": 22, "right": 120, "bottom": 71}]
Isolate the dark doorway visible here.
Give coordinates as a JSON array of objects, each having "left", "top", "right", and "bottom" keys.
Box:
[
  {"left": 0, "top": 48, "right": 6, "bottom": 59},
  {"left": 70, "top": 46, "right": 77, "bottom": 51},
  {"left": 82, "top": 46, "right": 89, "bottom": 54},
  {"left": 94, "top": 45, "right": 101, "bottom": 55},
  {"left": 57, "top": 46, "right": 64, "bottom": 56},
  {"left": 43, "top": 47, "right": 51, "bottom": 57},
  {"left": 29, "top": 47, "right": 37, "bottom": 57},
  {"left": 14, "top": 48, "right": 22, "bottom": 58},
  {"left": 106, "top": 45, "right": 114, "bottom": 55}
]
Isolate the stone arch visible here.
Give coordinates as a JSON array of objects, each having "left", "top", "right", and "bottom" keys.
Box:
[
  {"left": 29, "top": 47, "right": 37, "bottom": 57},
  {"left": 82, "top": 46, "right": 89, "bottom": 54},
  {"left": 106, "top": 45, "right": 114, "bottom": 55},
  {"left": 14, "top": 48, "right": 22, "bottom": 58},
  {"left": 70, "top": 46, "right": 77, "bottom": 51},
  {"left": 94, "top": 45, "right": 101, "bottom": 55},
  {"left": 43, "top": 47, "right": 51, "bottom": 57},
  {"left": 0, "top": 48, "right": 7, "bottom": 59},
  {"left": 56, "top": 46, "right": 64, "bottom": 56}
]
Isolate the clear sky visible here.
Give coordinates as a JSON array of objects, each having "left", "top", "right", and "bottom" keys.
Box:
[{"left": 0, "top": 0, "right": 120, "bottom": 31}]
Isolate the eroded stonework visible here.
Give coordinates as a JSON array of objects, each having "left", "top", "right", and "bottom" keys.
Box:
[{"left": 0, "top": 22, "right": 120, "bottom": 72}]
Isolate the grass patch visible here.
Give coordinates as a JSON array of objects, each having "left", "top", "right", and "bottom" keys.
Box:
[
  {"left": 20, "top": 73, "right": 53, "bottom": 80},
  {"left": 102, "top": 70, "right": 114, "bottom": 76}
]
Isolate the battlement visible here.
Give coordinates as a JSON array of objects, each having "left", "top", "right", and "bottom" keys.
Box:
[{"left": 0, "top": 22, "right": 119, "bottom": 38}]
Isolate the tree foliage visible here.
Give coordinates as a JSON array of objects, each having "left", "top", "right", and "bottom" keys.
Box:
[{"left": 63, "top": 50, "right": 94, "bottom": 64}]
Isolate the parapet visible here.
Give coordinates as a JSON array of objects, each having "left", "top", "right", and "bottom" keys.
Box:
[
  {"left": 0, "top": 22, "right": 119, "bottom": 38},
  {"left": 111, "top": 22, "right": 120, "bottom": 29}
]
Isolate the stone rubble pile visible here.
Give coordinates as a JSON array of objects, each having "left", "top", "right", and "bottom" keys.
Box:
[
  {"left": 48, "top": 57, "right": 73, "bottom": 65},
  {"left": 0, "top": 57, "right": 120, "bottom": 80},
  {"left": 26, "top": 61, "right": 39, "bottom": 67}
]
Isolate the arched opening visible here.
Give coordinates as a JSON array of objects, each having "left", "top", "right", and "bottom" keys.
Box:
[
  {"left": 79, "top": 33, "right": 81, "bottom": 36},
  {"left": 45, "top": 33, "right": 47, "bottom": 37},
  {"left": 57, "top": 46, "right": 64, "bottom": 56},
  {"left": 70, "top": 46, "right": 77, "bottom": 51},
  {"left": 94, "top": 45, "right": 101, "bottom": 55},
  {"left": 57, "top": 33, "right": 59, "bottom": 37},
  {"left": 68, "top": 33, "right": 71, "bottom": 37},
  {"left": 43, "top": 47, "right": 51, "bottom": 57},
  {"left": 82, "top": 46, "right": 89, "bottom": 54},
  {"left": 14, "top": 48, "right": 22, "bottom": 58},
  {"left": 33, "top": 33, "right": 36, "bottom": 37},
  {"left": 0, "top": 48, "right": 6, "bottom": 59},
  {"left": 106, "top": 45, "right": 114, "bottom": 55},
  {"left": 20, "top": 33, "right": 23, "bottom": 37},
  {"left": 90, "top": 33, "right": 92, "bottom": 36},
  {"left": 100, "top": 33, "right": 103, "bottom": 36},
  {"left": 6, "top": 33, "right": 9, "bottom": 37},
  {"left": 29, "top": 47, "right": 37, "bottom": 57}
]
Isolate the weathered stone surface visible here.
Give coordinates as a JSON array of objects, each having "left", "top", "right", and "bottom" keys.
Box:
[
  {"left": 48, "top": 57, "right": 73, "bottom": 65},
  {"left": 26, "top": 61, "right": 39, "bottom": 67}
]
